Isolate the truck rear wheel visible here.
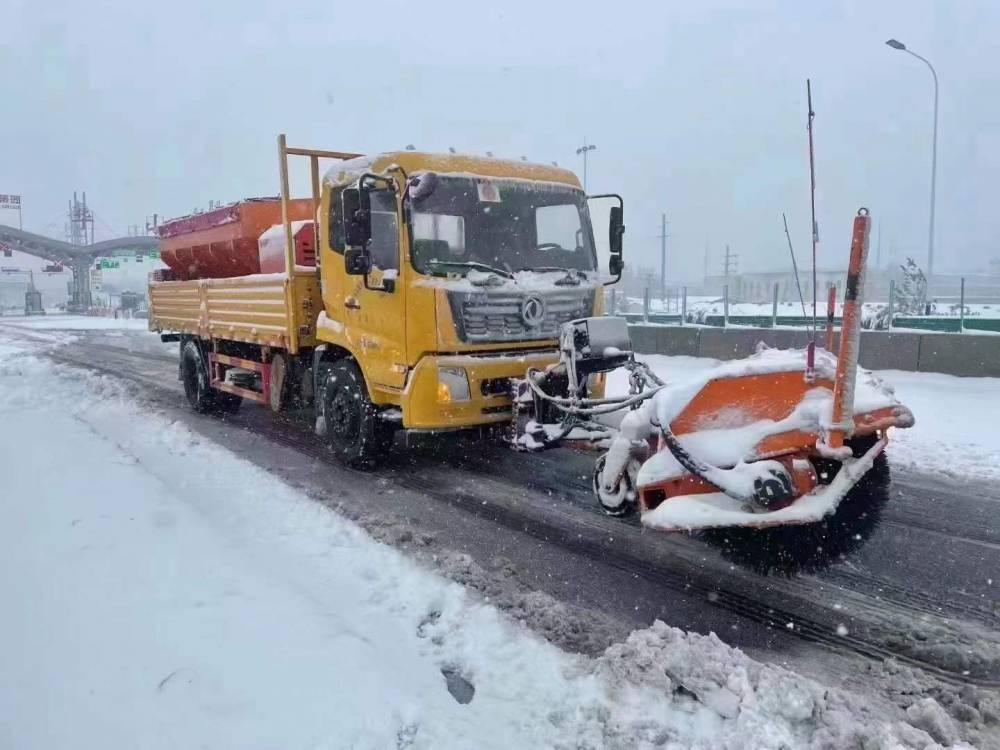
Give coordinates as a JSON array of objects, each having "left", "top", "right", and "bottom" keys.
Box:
[
  {"left": 322, "top": 359, "right": 393, "bottom": 469},
  {"left": 268, "top": 351, "right": 293, "bottom": 412},
  {"left": 180, "top": 340, "right": 242, "bottom": 415}
]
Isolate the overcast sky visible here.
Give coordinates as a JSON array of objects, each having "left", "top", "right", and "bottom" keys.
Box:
[{"left": 2, "top": 0, "right": 998, "bottom": 280}]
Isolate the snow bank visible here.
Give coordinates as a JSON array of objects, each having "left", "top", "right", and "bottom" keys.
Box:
[
  {"left": 1, "top": 313, "right": 150, "bottom": 331},
  {"left": 0, "top": 333, "right": 967, "bottom": 749}
]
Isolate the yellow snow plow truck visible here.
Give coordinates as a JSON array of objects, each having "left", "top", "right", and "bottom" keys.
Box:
[
  {"left": 150, "top": 136, "right": 914, "bottom": 573},
  {"left": 149, "top": 135, "right": 625, "bottom": 468}
]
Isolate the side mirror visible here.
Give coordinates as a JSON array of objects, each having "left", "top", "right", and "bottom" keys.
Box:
[
  {"left": 343, "top": 187, "right": 372, "bottom": 248},
  {"left": 609, "top": 206, "right": 624, "bottom": 255},
  {"left": 344, "top": 247, "right": 372, "bottom": 276},
  {"left": 608, "top": 205, "right": 624, "bottom": 276}
]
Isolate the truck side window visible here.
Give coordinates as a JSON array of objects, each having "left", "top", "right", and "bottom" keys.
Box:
[
  {"left": 368, "top": 189, "right": 399, "bottom": 271},
  {"left": 329, "top": 187, "right": 345, "bottom": 254}
]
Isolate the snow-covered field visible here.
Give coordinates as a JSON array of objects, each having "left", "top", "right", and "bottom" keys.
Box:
[
  {"left": 608, "top": 354, "right": 1000, "bottom": 487},
  {"left": 0, "top": 326, "right": 968, "bottom": 747},
  {"left": 0, "top": 312, "right": 151, "bottom": 330}
]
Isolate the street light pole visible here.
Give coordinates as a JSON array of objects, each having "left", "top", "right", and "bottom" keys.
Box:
[
  {"left": 575, "top": 140, "right": 597, "bottom": 191},
  {"left": 886, "top": 38, "right": 939, "bottom": 281}
]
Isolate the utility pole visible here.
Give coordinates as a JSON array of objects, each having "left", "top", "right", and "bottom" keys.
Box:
[
  {"left": 722, "top": 245, "right": 739, "bottom": 300},
  {"left": 723, "top": 244, "right": 738, "bottom": 282},
  {"left": 703, "top": 240, "right": 709, "bottom": 283},
  {"left": 575, "top": 139, "right": 597, "bottom": 191},
  {"left": 658, "top": 214, "right": 669, "bottom": 301},
  {"left": 66, "top": 192, "right": 95, "bottom": 312},
  {"left": 68, "top": 192, "right": 94, "bottom": 247}
]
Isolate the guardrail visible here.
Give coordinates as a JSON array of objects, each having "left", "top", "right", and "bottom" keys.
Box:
[
  {"left": 621, "top": 313, "right": 1000, "bottom": 333},
  {"left": 626, "top": 324, "right": 1000, "bottom": 378},
  {"left": 611, "top": 279, "right": 1000, "bottom": 334}
]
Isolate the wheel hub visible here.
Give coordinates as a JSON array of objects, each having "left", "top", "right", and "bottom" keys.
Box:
[{"left": 328, "top": 393, "right": 356, "bottom": 437}]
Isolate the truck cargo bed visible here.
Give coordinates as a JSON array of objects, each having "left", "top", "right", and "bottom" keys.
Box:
[{"left": 149, "top": 272, "right": 320, "bottom": 353}]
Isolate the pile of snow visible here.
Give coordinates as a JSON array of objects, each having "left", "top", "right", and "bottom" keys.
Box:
[{"left": 0, "top": 332, "right": 970, "bottom": 748}]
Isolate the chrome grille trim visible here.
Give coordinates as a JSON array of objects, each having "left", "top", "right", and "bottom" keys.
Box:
[{"left": 448, "top": 289, "right": 595, "bottom": 343}]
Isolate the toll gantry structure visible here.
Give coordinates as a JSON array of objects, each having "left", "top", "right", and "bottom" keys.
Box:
[{"left": 0, "top": 192, "right": 157, "bottom": 311}]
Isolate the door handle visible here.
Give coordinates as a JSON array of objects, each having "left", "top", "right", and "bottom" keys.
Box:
[{"left": 345, "top": 296, "right": 361, "bottom": 310}]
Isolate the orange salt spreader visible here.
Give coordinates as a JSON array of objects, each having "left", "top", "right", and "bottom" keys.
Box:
[{"left": 156, "top": 197, "right": 316, "bottom": 281}]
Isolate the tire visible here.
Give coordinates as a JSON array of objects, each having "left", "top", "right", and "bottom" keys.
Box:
[
  {"left": 268, "top": 352, "right": 292, "bottom": 413},
  {"left": 321, "top": 359, "right": 393, "bottom": 469},
  {"left": 593, "top": 453, "right": 636, "bottom": 517},
  {"left": 180, "top": 340, "right": 242, "bottom": 415}
]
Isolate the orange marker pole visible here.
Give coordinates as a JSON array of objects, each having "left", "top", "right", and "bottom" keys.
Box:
[
  {"left": 825, "top": 284, "right": 837, "bottom": 351},
  {"left": 829, "top": 209, "right": 871, "bottom": 449}
]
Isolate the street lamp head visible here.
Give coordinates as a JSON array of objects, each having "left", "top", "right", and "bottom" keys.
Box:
[{"left": 886, "top": 38, "right": 906, "bottom": 51}]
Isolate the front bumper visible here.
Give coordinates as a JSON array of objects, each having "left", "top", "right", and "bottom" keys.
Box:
[{"left": 403, "top": 349, "right": 559, "bottom": 430}]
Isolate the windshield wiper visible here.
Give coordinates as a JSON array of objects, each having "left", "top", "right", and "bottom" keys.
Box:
[
  {"left": 425, "top": 260, "right": 514, "bottom": 279},
  {"left": 517, "top": 266, "right": 588, "bottom": 285},
  {"left": 520, "top": 266, "right": 588, "bottom": 276}
]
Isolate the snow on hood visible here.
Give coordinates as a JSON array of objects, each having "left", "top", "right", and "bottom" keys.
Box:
[{"left": 415, "top": 269, "right": 600, "bottom": 293}]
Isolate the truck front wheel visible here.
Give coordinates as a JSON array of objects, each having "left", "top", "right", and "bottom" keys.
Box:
[{"left": 322, "top": 359, "right": 393, "bottom": 469}]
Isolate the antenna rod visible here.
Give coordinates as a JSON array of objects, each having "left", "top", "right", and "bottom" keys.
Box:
[
  {"left": 807, "top": 79, "right": 818, "bottom": 337},
  {"left": 782, "top": 212, "right": 809, "bottom": 319}
]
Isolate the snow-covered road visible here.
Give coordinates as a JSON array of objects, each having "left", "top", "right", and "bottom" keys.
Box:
[
  {"left": 0, "top": 326, "right": 960, "bottom": 749},
  {"left": 1, "top": 342, "right": 734, "bottom": 748},
  {"left": 0, "top": 317, "right": 996, "bottom": 748}
]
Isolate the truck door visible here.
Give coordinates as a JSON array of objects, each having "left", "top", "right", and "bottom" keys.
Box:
[{"left": 343, "top": 187, "right": 408, "bottom": 390}]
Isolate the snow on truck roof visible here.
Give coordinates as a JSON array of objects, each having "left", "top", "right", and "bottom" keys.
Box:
[{"left": 323, "top": 151, "right": 582, "bottom": 189}]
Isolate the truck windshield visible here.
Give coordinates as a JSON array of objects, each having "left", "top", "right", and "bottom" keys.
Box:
[{"left": 408, "top": 176, "right": 596, "bottom": 277}]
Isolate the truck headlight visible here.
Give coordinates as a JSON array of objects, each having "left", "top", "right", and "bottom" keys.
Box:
[{"left": 437, "top": 366, "right": 471, "bottom": 402}]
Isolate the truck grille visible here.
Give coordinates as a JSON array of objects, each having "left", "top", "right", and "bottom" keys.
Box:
[{"left": 449, "top": 289, "right": 594, "bottom": 343}]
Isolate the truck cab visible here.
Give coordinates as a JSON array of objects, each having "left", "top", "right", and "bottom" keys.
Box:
[
  {"left": 311, "top": 150, "right": 624, "bottom": 464},
  {"left": 148, "top": 140, "right": 624, "bottom": 469}
]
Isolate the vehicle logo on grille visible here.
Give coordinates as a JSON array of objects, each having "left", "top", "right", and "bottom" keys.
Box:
[{"left": 520, "top": 295, "right": 546, "bottom": 327}]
